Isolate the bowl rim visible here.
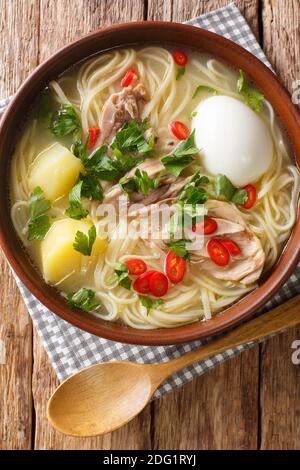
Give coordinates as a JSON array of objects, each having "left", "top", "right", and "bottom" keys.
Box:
[{"left": 1, "top": 21, "right": 300, "bottom": 346}]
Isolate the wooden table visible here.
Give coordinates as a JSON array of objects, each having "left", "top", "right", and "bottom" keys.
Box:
[{"left": 0, "top": 0, "right": 300, "bottom": 450}]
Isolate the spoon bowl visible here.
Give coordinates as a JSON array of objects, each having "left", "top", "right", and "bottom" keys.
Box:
[{"left": 47, "top": 362, "right": 157, "bottom": 436}]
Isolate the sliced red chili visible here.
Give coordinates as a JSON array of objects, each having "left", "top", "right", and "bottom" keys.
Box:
[
  {"left": 165, "top": 251, "right": 186, "bottom": 284},
  {"left": 125, "top": 259, "right": 147, "bottom": 276},
  {"left": 242, "top": 184, "right": 257, "bottom": 209},
  {"left": 133, "top": 270, "right": 156, "bottom": 294},
  {"left": 149, "top": 271, "right": 169, "bottom": 297},
  {"left": 172, "top": 50, "right": 188, "bottom": 66},
  {"left": 170, "top": 121, "right": 190, "bottom": 140},
  {"left": 192, "top": 216, "right": 218, "bottom": 235},
  {"left": 218, "top": 239, "right": 241, "bottom": 256},
  {"left": 207, "top": 239, "right": 230, "bottom": 267},
  {"left": 121, "top": 68, "right": 138, "bottom": 87},
  {"left": 87, "top": 127, "right": 100, "bottom": 149}
]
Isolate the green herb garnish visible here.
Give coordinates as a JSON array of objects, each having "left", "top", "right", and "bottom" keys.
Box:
[
  {"left": 193, "top": 85, "right": 218, "bottom": 99},
  {"left": 73, "top": 140, "right": 141, "bottom": 182},
  {"left": 65, "top": 180, "right": 89, "bottom": 220},
  {"left": 119, "top": 169, "right": 161, "bottom": 197},
  {"left": 51, "top": 103, "right": 81, "bottom": 139},
  {"left": 111, "top": 120, "right": 155, "bottom": 157},
  {"left": 79, "top": 174, "right": 103, "bottom": 201},
  {"left": 214, "top": 174, "right": 247, "bottom": 205},
  {"left": 237, "top": 70, "right": 264, "bottom": 112},
  {"left": 110, "top": 262, "right": 132, "bottom": 290},
  {"left": 28, "top": 187, "right": 51, "bottom": 241},
  {"left": 67, "top": 288, "right": 101, "bottom": 312},
  {"left": 162, "top": 130, "right": 199, "bottom": 177},
  {"left": 176, "top": 67, "right": 185, "bottom": 80},
  {"left": 178, "top": 171, "right": 210, "bottom": 204},
  {"left": 73, "top": 224, "right": 96, "bottom": 256},
  {"left": 165, "top": 239, "right": 192, "bottom": 259},
  {"left": 138, "top": 295, "right": 164, "bottom": 314}
]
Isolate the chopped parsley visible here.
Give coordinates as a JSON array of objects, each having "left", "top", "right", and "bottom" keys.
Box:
[
  {"left": 237, "top": 70, "right": 264, "bottom": 113},
  {"left": 139, "top": 295, "right": 164, "bottom": 314},
  {"left": 27, "top": 187, "right": 51, "bottom": 241},
  {"left": 165, "top": 239, "right": 192, "bottom": 259},
  {"left": 178, "top": 171, "right": 210, "bottom": 205},
  {"left": 65, "top": 180, "right": 89, "bottom": 220},
  {"left": 119, "top": 168, "right": 161, "bottom": 197},
  {"left": 79, "top": 174, "right": 103, "bottom": 201},
  {"left": 72, "top": 139, "right": 142, "bottom": 182},
  {"left": 110, "top": 262, "right": 132, "bottom": 290},
  {"left": 73, "top": 224, "right": 96, "bottom": 256},
  {"left": 162, "top": 130, "right": 199, "bottom": 177},
  {"left": 67, "top": 288, "right": 101, "bottom": 312},
  {"left": 51, "top": 103, "right": 81, "bottom": 140},
  {"left": 111, "top": 120, "right": 155, "bottom": 157},
  {"left": 214, "top": 174, "right": 247, "bottom": 205}
]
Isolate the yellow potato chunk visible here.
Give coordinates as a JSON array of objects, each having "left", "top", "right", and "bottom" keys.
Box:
[
  {"left": 40, "top": 218, "right": 108, "bottom": 286},
  {"left": 28, "top": 143, "right": 84, "bottom": 201}
]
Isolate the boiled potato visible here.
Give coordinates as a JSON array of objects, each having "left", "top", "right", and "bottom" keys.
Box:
[
  {"left": 28, "top": 143, "right": 84, "bottom": 201},
  {"left": 40, "top": 218, "right": 108, "bottom": 287}
]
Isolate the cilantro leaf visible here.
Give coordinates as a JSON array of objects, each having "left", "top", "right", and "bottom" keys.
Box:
[
  {"left": 73, "top": 142, "right": 140, "bottom": 182},
  {"left": 67, "top": 288, "right": 101, "bottom": 312},
  {"left": 176, "top": 67, "right": 185, "bottom": 80},
  {"left": 119, "top": 168, "right": 161, "bottom": 197},
  {"left": 165, "top": 239, "right": 192, "bottom": 259},
  {"left": 65, "top": 180, "right": 88, "bottom": 220},
  {"left": 214, "top": 174, "right": 236, "bottom": 200},
  {"left": 111, "top": 120, "right": 155, "bottom": 157},
  {"left": 28, "top": 214, "right": 51, "bottom": 241},
  {"left": 112, "top": 262, "right": 132, "bottom": 290},
  {"left": 231, "top": 188, "right": 248, "bottom": 205},
  {"left": 51, "top": 103, "right": 81, "bottom": 139},
  {"left": 193, "top": 85, "right": 218, "bottom": 99},
  {"left": 237, "top": 70, "right": 264, "bottom": 113},
  {"left": 214, "top": 174, "right": 248, "bottom": 205},
  {"left": 138, "top": 295, "right": 164, "bottom": 314},
  {"left": 162, "top": 130, "right": 199, "bottom": 177},
  {"left": 73, "top": 224, "right": 96, "bottom": 256},
  {"left": 72, "top": 138, "right": 88, "bottom": 162},
  {"left": 29, "top": 186, "right": 51, "bottom": 219},
  {"left": 79, "top": 174, "right": 103, "bottom": 201},
  {"left": 27, "top": 187, "right": 51, "bottom": 241},
  {"left": 178, "top": 171, "right": 210, "bottom": 205}
]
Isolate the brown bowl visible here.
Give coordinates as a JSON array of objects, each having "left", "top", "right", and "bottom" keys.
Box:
[{"left": 1, "top": 22, "right": 300, "bottom": 345}]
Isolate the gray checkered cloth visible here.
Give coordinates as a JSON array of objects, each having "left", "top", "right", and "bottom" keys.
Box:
[{"left": 2, "top": 2, "right": 299, "bottom": 398}]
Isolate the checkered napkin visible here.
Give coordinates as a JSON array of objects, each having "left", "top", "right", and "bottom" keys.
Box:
[{"left": 2, "top": 2, "right": 299, "bottom": 398}]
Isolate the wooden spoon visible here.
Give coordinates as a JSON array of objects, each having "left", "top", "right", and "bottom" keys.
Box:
[{"left": 47, "top": 294, "right": 300, "bottom": 437}]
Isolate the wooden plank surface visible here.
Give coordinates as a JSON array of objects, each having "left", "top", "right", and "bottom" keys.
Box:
[
  {"left": 0, "top": 0, "right": 40, "bottom": 450},
  {"left": 260, "top": 0, "right": 300, "bottom": 450},
  {"left": 0, "top": 0, "right": 300, "bottom": 450}
]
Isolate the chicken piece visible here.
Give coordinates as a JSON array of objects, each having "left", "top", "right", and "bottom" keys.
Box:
[
  {"left": 189, "top": 200, "right": 265, "bottom": 285},
  {"left": 100, "top": 84, "right": 148, "bottom": 144}
]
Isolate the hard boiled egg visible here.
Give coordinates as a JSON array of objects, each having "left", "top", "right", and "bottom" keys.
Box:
[{"left": 192, "top": 95, "right": 273, "bottom": 186}]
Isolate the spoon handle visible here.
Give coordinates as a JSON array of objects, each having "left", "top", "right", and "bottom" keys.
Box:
[{"left": 151, "top": 294, "right": 300, "bottom": 385}]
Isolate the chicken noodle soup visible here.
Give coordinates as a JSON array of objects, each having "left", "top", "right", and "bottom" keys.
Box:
[{"left": 10, "top": 47, "right": 300, "bottom": 328}]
